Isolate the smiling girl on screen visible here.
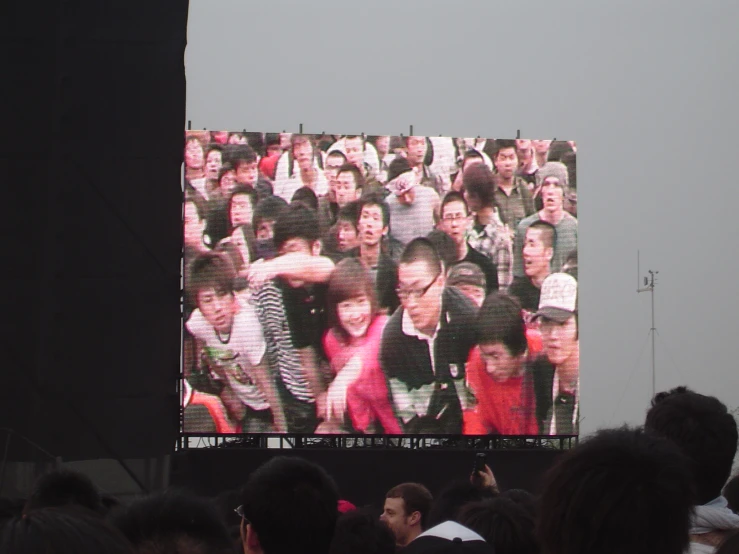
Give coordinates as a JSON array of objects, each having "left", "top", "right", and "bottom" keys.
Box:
[{"left": 319, "top": 258, "right": 402, "bottom": 434}]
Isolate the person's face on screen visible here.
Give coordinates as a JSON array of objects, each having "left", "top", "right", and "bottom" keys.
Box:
[
  {"left": 479, "top": 342, "right": 524, "bottom": 383},
  {"left": 293, "top": 141, "right": 313, "bottom": 172},
  {"left": 523, "top": 228, "right": 552, "bottom": 280},
  {"left": 197, "top": 288, "right": 236, "bottom": 333},
  {"left": 184, "top": 202, "right": 205, "bottom": 248},
  {"left": 397, "top": 260, "right": 443, "bottom": 333},
  {"left": 375, "top": 135, "right": 390, "bottom": 157},
  {"left": 325, "top": 154, "right": 345, "bottom": 195},
  {"left": 540, "top": 316, "right": 578, "bottom": 366},
  {"left": 235, "top": 162, "right": 258, "bottom": 187},
  {"left": 230, "top": 193, "right": 253, "bottom": 228},
  {"left": 345, "top": 137, "right": 365, "bottom": 169},
  {"left": 441, "top": 200, "right": 471, "bottom": 246},
  {"left": 336, "top": 220, "right": 359, "bottom": 252},
  {"left": 358, "top": 204, "right": 387, "bottom": 248},
  {"left": 337, "top": 294, "right": 372, "bottom": 339},
  {"left": 516, "top": 139, "right": 532, "bottom": 164},
  {"left": 541, "top": 178, "right": 564, "bottom": 212},
  {"left": 205, "top": 150, "right": 222, "bottom": 180},
  {"left": 335, "top": 172, "right": 359, "bottom": 208},
  {"left": 185, "top": 139, "right": 204, "bottom": 169},
  {"left": 256, "top": 219, "right": 275, "bottom": 241},
  {"left": 406, "top": 136, "right": 427, "bottom": 167},
  {"left": 532, "top": 140, "right": 552, "bottom": 154},
  {"left": 494, "top": 147, "right": 518, "bottom": 179},
  {"left": 380, "top": 497, "right": 414, "bottom": 546},
  {"left": 454, "top": 284, "right": 485, "bottom": 308},
  {"left": 219, "top": 170, "right": 237, "bottom": 195}
]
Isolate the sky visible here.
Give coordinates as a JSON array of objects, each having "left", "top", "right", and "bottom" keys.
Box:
[{"left": 185, "top": 0, "right": 739, "bottom": 436}]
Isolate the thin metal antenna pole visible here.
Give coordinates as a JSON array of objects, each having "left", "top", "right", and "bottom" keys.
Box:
[{"left": 637, "top": 259, "right": 658, "bottom": 399}]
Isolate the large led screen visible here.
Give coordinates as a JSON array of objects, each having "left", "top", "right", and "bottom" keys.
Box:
[{"left": 182, "top": 131, "right": 578, "bottom": 436}]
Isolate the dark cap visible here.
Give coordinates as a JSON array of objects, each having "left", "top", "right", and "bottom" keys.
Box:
[{"left": 446, "top": 263, "right": 486, "bottom": 290}]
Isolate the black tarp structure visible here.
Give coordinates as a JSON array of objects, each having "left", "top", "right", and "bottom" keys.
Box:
[{"left": 1, "top": 1, "right": 187, "bottom": 493}]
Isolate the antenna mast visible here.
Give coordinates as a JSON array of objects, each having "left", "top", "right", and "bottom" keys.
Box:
[{"left": 637, "top": 251, "right": 658, "bottom": 399}]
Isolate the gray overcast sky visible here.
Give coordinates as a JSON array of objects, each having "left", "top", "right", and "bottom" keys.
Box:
[{"left": 185, "top": 0, "right": 739, "bottom": 435}]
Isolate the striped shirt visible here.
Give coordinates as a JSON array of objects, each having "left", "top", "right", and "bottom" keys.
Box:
[{"left": 253, "top": 280, "right": 314, "bottom": 403}]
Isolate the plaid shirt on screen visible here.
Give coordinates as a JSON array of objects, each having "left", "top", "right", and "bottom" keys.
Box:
[{"left": 467, "top": 213, "right": 513, "bottom": 290}]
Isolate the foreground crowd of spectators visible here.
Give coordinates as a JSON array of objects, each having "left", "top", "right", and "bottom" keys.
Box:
[
  {"left": 183, "top": 132, "right": 578, "bottom": 436},
  {"left": 3, "top": 387, "right": 739, "bottom": 554}
]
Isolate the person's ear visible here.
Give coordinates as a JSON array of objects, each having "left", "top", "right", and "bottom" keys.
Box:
[
  {"left": 408, "top": 511, "right": 421, "bottom": 527},
  {"left": 545, "top": 246, "right": 554, "bottom": 262},
  {"left": 244, "top": 524, "right": 263, "bottom": 554}
]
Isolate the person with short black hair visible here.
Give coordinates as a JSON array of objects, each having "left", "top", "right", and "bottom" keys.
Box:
[
  {"left": 251, "top": 204, "right": 336, "bottom": 433},
  {"left": 273, "top": 134, "right": 328, "bottom": 201},
  {"left": 404, "top": 135, "right": 447, "bottom": 195},
  {"left": 186, "top": 251, "right": 287, "bottom": 432},
  {"left": 343, "top": 135, "right": 384, "bottom": 195},
  {"left": 291, "top": 186, "right": 319, "bottom": 211},
  {"left": 380, "top": 238, "right": 477, "bottom": 434},
  {"left": 204, "top": 144, "right": 224, "bottom": 182},
  {"left": 240, "top": 456, "right": 340, "bottom": 554},
  {"left": 426, "top": 480, "right": 497, "bottom": 529},
  {"left": 538, "top": 427, "right": 695, "bottom": 554},
  {"left": 318, "top": 150, "right": 350, "bottom": 237},
  {"left": 113, "top": 490, "right": 233, "bottom": 554},
  {"left": 508, "top": 220, "right": 555, "bottom": 313},
  {"left": 336, "top": 163, "right": 364, "bottom": 208},
  {"left": 438, "top": 191, "right": 498, "bottom": 294},
  {"left": 330, "top": 510, "right": 396, "bottom": 554},
  {"left": 645, "top": 387, "right": 739, "bottom": 552},
  {"left": 458, "top": 497, "right": 539, "bottom": 554},
  {"left": 252, "top": 195, "right": 289, "bottom": 260},
  {"left": 515, "top": 139, "right": 538, "bottom": 187},
  {"left": 463, "top": 293, "right": 538, "bottom": 435},
  {"left": 492, "top": 139, "right": 535, "bottom": 230},
  {"left": 24, "top": 469, "right": 104, "bottom": 516},
  {"left": 381, "top": 483, "right": 433, "bottom": 548},
  {"left": 2, "top": 508, "right": 134, "bottom": 554}
]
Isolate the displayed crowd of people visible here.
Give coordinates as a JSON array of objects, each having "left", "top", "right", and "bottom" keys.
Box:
[
  {"left": 3, "top": 387, "right": 739, "bottom": 554},
  {"left": 182, "top": 131, "right": 579, "bottom": 436}
]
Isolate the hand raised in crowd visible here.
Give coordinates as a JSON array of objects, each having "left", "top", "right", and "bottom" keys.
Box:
[{"left": 470, "top": 464, "right": 499, "bottom": 493}]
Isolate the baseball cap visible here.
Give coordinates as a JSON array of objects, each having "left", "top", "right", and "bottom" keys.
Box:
[
  {"left": 386, "top": 158, "right": 417, "bottom": 196},
  {"left": 447, "top": 263, "right": 486, "bottom": 290},
  {"left": 404, "top": 521, "right": 493, "bottom": 554},
  {"left": 533, "top": 272, "right": 578, "bottom": 322}
]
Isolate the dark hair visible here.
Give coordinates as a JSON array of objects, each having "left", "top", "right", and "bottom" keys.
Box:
[
  {"left": 386, "top": 483, "right": 433, "bottom": 531},
  {"left": 526, "top": 220, "right": 556, "bottom": 249},
  {"left": 645, "top": 386, "right": 738, "bottom": 505},
  {"left": 229, "top": 184, "right": 257, "bottom": 221},
  {"left": 725, "top": 475, "right": 739, "bottom": 514},
  {"left": 241, "top": 456, "right": 340, "bottom": 554},
  {"left": 426, "top": 480, "right": 497, "bottom": 528},
  {"left": 112, "top": 490, "right": 233, "bottom": 554},
  {"left": 24, "top": 469, "right": 104, "bottom": 516},
  {"left": 717, "top": 530, "right": 739, "bottom": 554},
  {"left": 217, "top": 162, "right": 236, "bottom": 184},
  {"left": 329, "top": 510, "right": 395, "bottom": 554},
  {"left": 494, "top": 139, "right": 518, "bottom": 159},
  {"left": 400, "top": 237, "right": 442, "bottom": 276},
  {"left": 272, "top": 203, "right": 320, "bottom": 251},
  {"left": 253, "top": 195, "right": 288, "bottom": 231},
  {"left": 499, "top": 489, "right": 538, "bottom": 520},
  {"left": 463, "top": 164, "right": 496, "bottom": 208},
  {"left": 291, "top": 186, "right": 319, "bottom": 211},
  {"left": 232, "top": 146, "right": 258, "bottom": 170},
  {"left": 326, "top": 149, "right": 348, "bottom": 162},
  {"left": 186, "top": 252, "right": 236, "bottom": 308},
  {"left": 538, "top": 427, "right": 694, "bottom": 554},
  {"left": 336, "top": 201, "right": 360, "bottom": 227},
  {"left": 425, "top": 230, "right": 457, "bottom": 270},
  {"left": 357, "top": 193, "right": 390, "bottom": 229},
  {"left": 265, "top": 133, "right": 281, "bottom": 148},
  {"left": 462, "top": 149, "right": 485, "bottom": 167},
  {"left": 205, "top": 144, "right": 223, "bottom": 159},
  {"left": 2, "top": 508, "right": 133, "bottom": 554},
  {"left": 326, "top": 258, "right": 379, "bottom": 342},
  {"left": 440, "top": 191, "right": 469, "bottom": 218},
  {"left": 475, "top": 293, "right": 527, "bottom": 356},
  {"left": 337, "top": 163, "right": 366, "bottom": 190},
  {"left": 458, "top": 497, "right": 539, "bottom": 554}
]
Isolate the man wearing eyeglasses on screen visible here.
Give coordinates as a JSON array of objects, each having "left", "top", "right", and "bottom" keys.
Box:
[{"left": 380, "top": 238, "right": 478, "bottom": 434}]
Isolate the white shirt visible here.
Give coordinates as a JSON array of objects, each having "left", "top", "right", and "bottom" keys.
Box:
[
  {"left": 401, "top": 308, "right": 441, "bottom": 376},
  {"left": 549, "top": 370, "right": 579, "bottom": 435}
]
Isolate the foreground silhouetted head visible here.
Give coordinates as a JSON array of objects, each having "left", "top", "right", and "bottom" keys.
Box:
[{"left": 24, "top": 469, "right": 104, "bottom": 516}]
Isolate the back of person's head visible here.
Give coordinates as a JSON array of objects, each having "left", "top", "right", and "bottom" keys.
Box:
[
  {"left": 427, "top": 481, "right": 497, "bottom": 528},
  {"left": 500, "top": 489, "right": 538, "bottom": 520},
  {"left": 2, "top": 507, "right": 133, "bottom": 554},
  {"left": 426, "top": 229, "right": 457, "bottom": 270},
  {"left": 645, "top": 386, "right": 738, "bottom": 505},
  {"left": 538, "top": 426, "right": 694, "bottom": 554},
  {"left": 385, "top": 483, "right": 434, "bottom": 531},
  {"left": 724, "top": 475, "right": 739, "bottom": 514},
  {"left": 462, "top": 164, "right": 496, "bottom": 208},
  {"left": 458, "top": 497, "right": 539, "bottom": 554},
  {"left": 272, "top": 203, "right": 320, "bottom": 251},
  {"left": 253, "top": 195, "right": 288, "bottom": 230},
  {"left": 717, "top": 530, "right": 739, "bottom": 554},
  {"left": 112, "top": 490, "right": 233, "bottom": 554},
  {"left": 24, "top": 469, "right": 104, "bottom": 516},
  {"left": 329, "top": 510, "right": 395, "bottom": 554},
  {"left": 291, "top": 186, "right": 318, "bottom": 211},
  {"left": 240, "top": 456, "right": 340, "bottom": 554}
]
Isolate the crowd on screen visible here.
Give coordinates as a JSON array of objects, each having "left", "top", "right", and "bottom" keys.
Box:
[
  {"left": 4, "top": 387, "right": 739, "bottom": 554},
  {"left": 181, "top": 131, "right": 579, "bottom": 436}
]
